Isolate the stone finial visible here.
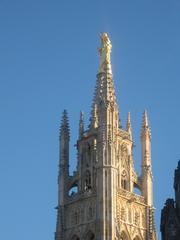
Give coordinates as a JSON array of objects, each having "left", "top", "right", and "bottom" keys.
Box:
[
  {"left": 79, "top": 111, "right": 84, "bottom": 138},
  {"left": 126, "top": 112, "right": 132, "bottom": 140},
  {"left": 141, "top": 110, "right": 151, "bottom": 139},
  {"left": 143, "top": 110, "right": 149, "bottom": 128}
]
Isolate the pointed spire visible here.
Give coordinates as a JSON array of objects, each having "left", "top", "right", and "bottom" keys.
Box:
[
  {"left": 126, "top": 112, "right": 132, "bottom": 140},
  {"left": 60, "top": 110, "right": 70, "bottom": 141},
  {"left": 97, "top": 33, "right": 116, "bottom": 103},
  {"left": 97, "top": 33, "right": 115, "bottom": 104},
  {"left": 141, "top": 109, "right": 153, "bottom": 206},
  {"left": 89, "top": 33, "right": 120, "bottom": 130},
  {"left": 79, "top": 111, "right": 84, "bottom": 138},
  {"left": 141, "top": 110, "right": 151, "bottom": 139}
]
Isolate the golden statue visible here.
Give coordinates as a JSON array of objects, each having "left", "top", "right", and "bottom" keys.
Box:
[{"left": 99, "top": 33, "right": 112, "bottom": 73}]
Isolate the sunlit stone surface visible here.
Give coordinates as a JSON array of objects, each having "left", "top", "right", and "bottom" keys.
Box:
[{"left": 55, "top": 33, "right": 157, "bottom": 240}]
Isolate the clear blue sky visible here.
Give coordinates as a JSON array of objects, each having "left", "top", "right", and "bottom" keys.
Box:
[{"left": 1, "top": 0, "right": 180, "bottom": 239}]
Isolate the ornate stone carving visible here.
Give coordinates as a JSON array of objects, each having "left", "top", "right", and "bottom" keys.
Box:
[
  {"left": 120, "top": 207, "right": 126, "bottom": 221},
  {"left": 134, "top": 211, "right": 140, "bottom": 226}
]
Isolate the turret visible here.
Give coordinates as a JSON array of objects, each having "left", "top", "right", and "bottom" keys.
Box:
[
  {"left": 141, "top": 110, "right": 153, "bottom": 206},
  {"left": 126, "top": 112, "right": 132, "bottom": 141}
]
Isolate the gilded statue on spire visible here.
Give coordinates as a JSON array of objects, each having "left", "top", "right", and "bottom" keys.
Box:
[{"left": 98, "top": 33, "right": 112, "bottom": 74}]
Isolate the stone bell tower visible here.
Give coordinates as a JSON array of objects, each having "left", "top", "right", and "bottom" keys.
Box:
[{"left": 55, "top": 33, "right": 157, "bottom": 240}]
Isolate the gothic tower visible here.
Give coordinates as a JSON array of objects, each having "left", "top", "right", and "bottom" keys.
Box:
[
  {"left": 160, "top": 161, "right": 180, "bottom": 239},
  {"left": 55, "top": 33, "right": 157, "bottom": 240}
]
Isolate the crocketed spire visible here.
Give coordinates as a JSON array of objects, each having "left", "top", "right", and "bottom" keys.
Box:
[
  {"left": 60, "top": 110, "right": 70, "bottom": 141},
  {"left": 90, "top": 33, "right": 120, "bottom": 129}
]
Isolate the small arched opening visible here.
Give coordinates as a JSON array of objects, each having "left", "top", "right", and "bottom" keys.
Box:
[{"left": 68, "top": 182, "right": 78, "bottom": 196}]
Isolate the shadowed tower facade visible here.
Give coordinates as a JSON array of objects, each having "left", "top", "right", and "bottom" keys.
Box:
[
  {"left": 55, "top": 33, "right": 157, "bottom": 240},
  {"left": 161, "top": 161, "right": 180, "bottom": 239}
]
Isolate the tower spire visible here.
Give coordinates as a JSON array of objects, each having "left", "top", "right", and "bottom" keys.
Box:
[{"left": 90, "top": 33, "right": 120, "bottom": 129}]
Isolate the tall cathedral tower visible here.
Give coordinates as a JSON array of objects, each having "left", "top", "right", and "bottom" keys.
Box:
[{"left": 55, "top": 33, "right": 157, "bottom": 240}]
